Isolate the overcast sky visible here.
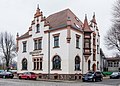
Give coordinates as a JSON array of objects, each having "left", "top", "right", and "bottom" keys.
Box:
[{"left": 0, "top": 0, "right": 116, "bottom": 56}]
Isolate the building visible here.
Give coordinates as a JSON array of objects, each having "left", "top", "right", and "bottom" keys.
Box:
[
  {"left": 105, "top": 57, "right": 120, "bottom": 72},
  {"left": 17, "top": 5, "right": 100, "bottom": 80},
  {"left": 100, "top": 48, "right": 106, "bottom": 71}
]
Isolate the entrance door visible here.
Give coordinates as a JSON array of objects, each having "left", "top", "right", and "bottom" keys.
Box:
[{"left": 92, "top": 63, "right": 96, "bottom": 72}]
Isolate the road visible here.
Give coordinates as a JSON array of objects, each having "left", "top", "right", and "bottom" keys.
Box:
[{"left": 0, "top": 78, "right": 119, "bottom": 86}]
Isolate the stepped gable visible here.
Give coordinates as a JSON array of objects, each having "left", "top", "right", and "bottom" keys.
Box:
[
  {"left": 46, "top": 8, "right": 83, "bottom": 31},
  {"left": 18, "top": 8, "right": 84, "bottom": 40}
]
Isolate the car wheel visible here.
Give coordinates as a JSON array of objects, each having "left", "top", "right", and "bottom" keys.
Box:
[
  {"left": 92, "top": 78, "right": 95, "bottom": 82},
  {"left": 100, "top": 78, "right": 103, "bottom": 81},
  {"left": 82, "top": 80, "right": 85, "bottom": 82},
  {"left": 3, "top": 76, "right": 6, "bottom": 79},
  {"left": 11, "top": 76, "right": 13, "bottom": 79},
  {"left": 34, "top": 78, "right": 36, "bottom": 80},
  {"left": 19, "top": 76, "right": 21, "bottom": 79},
  {"left": 27, "top": 77, "right": 29, "bottom": 80}
]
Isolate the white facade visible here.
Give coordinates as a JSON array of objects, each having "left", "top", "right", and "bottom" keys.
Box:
[{"left": 17, "top": 7, "right": 100, "bottom": 79}]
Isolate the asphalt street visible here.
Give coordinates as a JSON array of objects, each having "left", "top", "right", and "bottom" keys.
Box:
[{"left": 0, "top": 78, "right": 119, "bottom": 86}]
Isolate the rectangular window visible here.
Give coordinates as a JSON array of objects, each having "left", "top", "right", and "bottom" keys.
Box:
[
  {"left": 76, "top": 37, "right": 80, "bottom": 48},
  {"left": 34, "top": 38, "right": 42, "bottom": 50},
  {"left": 54, "top": 36, "right": 59, "bottom": 47},
  {"left": 36, "top": 24, "right": 40, "bottom": 33},
  {"left": 23, "top": 41, "right": 27, "bottom": 52},
  {"left": 97, "top": 45, "right": 99, "bottom": 54},
  {"left": 38, "top": 39, "right": 42, "bottom": 50},
  {"left": 93, "top": 53, "right": 96, "bottom": 61},
  {"left": 85, "top": 39, "right": 90, "bottom": 48},
  {"left": 34, "top": 40, "right": 37, "bottom": 50},
  {"left": 33, "top": 58, "right": 42, "bottom": 70}
]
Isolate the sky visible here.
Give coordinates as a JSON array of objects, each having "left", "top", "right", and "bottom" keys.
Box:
[{"left": 0, "top": 0, "right": 116, "bottom": 57}]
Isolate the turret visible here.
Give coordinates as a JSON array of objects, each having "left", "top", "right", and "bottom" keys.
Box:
[{"left": 83, "top": 14, "right": 92, "bottom": 61}]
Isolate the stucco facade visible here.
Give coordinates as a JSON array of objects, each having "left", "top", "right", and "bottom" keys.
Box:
[{"left": 17, "top": 6, "right": 100, "bottom": 80}]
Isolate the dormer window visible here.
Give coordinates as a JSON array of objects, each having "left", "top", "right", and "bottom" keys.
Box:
[
  {"left": 36, "top": 24, "right": 40, "bottom": 33},
  {"left": 74, "top": 23, "right": 80, "bottom": 29}
]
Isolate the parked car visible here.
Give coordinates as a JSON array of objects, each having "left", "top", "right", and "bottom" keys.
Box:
[
  {"left": 0, "top": 71, "right": 14, "bottom": 79},
  {"left": 82, "top": 71, "right": 103, "bottom": 82},
  {"left": 110, "top": 72, "right": 120, "bottom": 79},
  {"left": 19, "top": 72, "right": 37, "bottom": 80}
]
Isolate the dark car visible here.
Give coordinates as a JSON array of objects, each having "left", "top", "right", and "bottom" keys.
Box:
[
  {"left": 0, "top": 71, "right": 14, "bottom": 79},
  {"left": 82, "top": 71, "right": 103, "bottom": 82},
  {"left": 19, "top": 72, "right": 37, "bottom": 80},
  {"left": 110, "top": 72, "right": 120, "bottom": 79}
]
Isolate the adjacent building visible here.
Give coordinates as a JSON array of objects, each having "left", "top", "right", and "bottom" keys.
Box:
[
  {"left": 105, "top": 57, "right": 120, "bottom": 72},
  {"left": 17, "top": 5, "right": 100, "bottom": 80}
]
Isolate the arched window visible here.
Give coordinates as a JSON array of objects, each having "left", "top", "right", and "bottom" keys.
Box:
[
  {"left": 75, "top": 56, "right": 80, "bottom": 70},
  {"left": 22, "top": 58, "right": 27, "bottom": 70},
  {"left": 52, "top": 55, "right": 61, "bottom": 70},
  {"left": 88, "top": 60, "right": 91, "bottom": 71}
]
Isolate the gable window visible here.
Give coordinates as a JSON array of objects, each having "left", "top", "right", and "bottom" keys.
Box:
[
  {"left": 36, "top": 24, "right": 40, "bottom": 33},
  {"left": 75, "top": 56, "right": 81, "bottom": 71},
  {"left": 23, "top": 41, "right": 27, "bottom": 52},
  {"left": 52, "top": 55, "right": 61, "bottom": 70},
  {"left": 33, "top": 58, "right": 42, "bottom": 70},
  {"left": 22, "top": 58, "right": 27, "bottom": 70},
  {"left": 34, "top": 37, "right": 42, "bottom": 50},
  {"left": 76, "top": 34, "right": 80, "bottom": 49}
]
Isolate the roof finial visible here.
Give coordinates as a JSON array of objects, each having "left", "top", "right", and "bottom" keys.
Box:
[
  {"left": 93, "top": 12, "right": 95, "bottom": 18},
  {"left": 16, "top": 32, "right": 19, "bottom": 37},
  {"left": 37, "top": 4, "right": 39, "bottom": 9},
  {"left": 85, "top": 14, "right": 87, "bottom": 20}
]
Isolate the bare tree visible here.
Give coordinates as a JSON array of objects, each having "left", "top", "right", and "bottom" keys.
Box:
[
  {"left": 105, "top": 0, "right": 120, "bottom": 53},
  {"left": 0, "top": 32, "right": 16, "bottom": 71}
]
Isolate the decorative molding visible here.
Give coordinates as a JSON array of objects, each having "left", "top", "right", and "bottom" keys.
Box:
[{"left": 52, "top": 33, "right": 60, "bottom": 37}]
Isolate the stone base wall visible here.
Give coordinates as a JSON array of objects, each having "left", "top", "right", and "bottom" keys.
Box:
[{"left": 38, "top": 74, "right": 82, "bottom": 80}]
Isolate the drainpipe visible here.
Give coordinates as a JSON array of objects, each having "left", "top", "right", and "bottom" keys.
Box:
[
  {"left": 82, "top": 34, "right": 84, "bottom": 74},
  {"left": 48, "top": 31, "right": 50, "bottom": 79}
]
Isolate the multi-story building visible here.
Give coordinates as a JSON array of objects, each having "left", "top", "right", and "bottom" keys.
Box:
[{"left": 17, "top": 5, "right": 100, "bottom": 80}]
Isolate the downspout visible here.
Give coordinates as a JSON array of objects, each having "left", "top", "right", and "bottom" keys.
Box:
[
  {"left": 48, "top": 31, "right": 50, "bottom": 79},
  {"left": 82, "top": 32, "right": 84, "bottom": 74}
]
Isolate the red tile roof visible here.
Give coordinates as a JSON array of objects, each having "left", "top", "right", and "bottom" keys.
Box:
[
  {"left": 46, "top": 8, "right": 83, "bottom": 30},
  {"left": 83, "top": 14, "right": 92, "bottom": 32}
]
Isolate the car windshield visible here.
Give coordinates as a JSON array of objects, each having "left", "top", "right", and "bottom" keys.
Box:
[
  {"left": 111, "top": 72, "right": 119, "bottom": 75},
  {"left": 86, "top": 73, "right": 93, "bottom": 76},
  {"left": 30, "top": 72, "right": 35, "bottom": 74}
]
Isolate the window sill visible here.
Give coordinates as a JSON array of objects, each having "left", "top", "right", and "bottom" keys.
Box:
[
  {"left": 76, "top": 47, "right": 80, "bottom": 49},
  {"left": 53, "top": 46, "right": 60, "bottom": 48},
  {"left": 33, "top": 69, "right": 43, "bottom": 71},
  {"left": 22, "top": 51, "right": 27, "bottom": 53},
  {"left": 74, "top": 69, "right": 81, "bottom": 71},
  {"left": 51, "top": 69, "right": 62, "bottom": 71},
  {"left": 34, "top": 49, "right": 42, "bottom": 51},
  {"left": 36, "top": 31, "right": 40, "bottom": 33},
  {"left": 21, "top": 69, "right": 28, "bottom": 71}
]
